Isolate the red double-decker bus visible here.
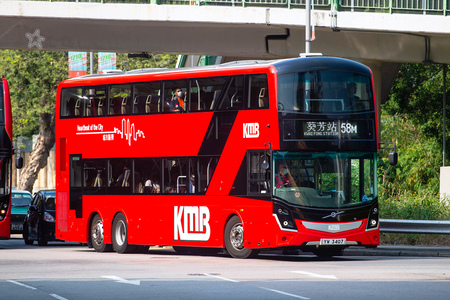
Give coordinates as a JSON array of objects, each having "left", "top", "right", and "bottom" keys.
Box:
[
  {"left": 0, "top": 79, "right": 13, "bottom": 239},
  {"left": 55, "top": 56, "right": 379, "bottom": 258}
]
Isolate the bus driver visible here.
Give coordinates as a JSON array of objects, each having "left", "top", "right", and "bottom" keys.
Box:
[{"left": 275, "top": 164, "right": 296, "bottom": 188}]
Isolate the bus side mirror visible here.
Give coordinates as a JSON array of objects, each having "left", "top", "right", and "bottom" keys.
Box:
[
  {"left": 389, "top": 151, "right": 398, "bottom": 166},
  {"left": 261, "top": 142, "right": 272, "bottom": 170},
  {"left": 16, "top": 156, "right": 23, "bottom": 169}
]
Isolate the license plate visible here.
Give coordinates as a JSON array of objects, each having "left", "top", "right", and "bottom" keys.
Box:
[
  {"left": 11, "top": 224, "right": 23, "bottom": 231},
  {"left": 320, "top": 238, "right": 346, "bottom": 245}
]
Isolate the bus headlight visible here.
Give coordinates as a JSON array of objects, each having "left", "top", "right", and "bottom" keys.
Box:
[
  {"left": 274, "top": 203, "right": 297, "bottom": 230},
  {"left": 367, "top": 205, "right": 379, "bottom": 230},
  {"left": 0, "top": 200, "right": 8, "bottom": 219}
]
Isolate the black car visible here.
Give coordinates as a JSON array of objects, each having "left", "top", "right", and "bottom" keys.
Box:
[{"left": 23, "top": 190, "right": 56, "bottom": 246}]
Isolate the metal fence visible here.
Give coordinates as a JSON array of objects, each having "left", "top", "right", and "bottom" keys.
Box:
[
  {"left": 19, "top": 0, "right": 449, "bottom": 15},
  {"left": 339, "top": 0, "right": 448, "bottom": 14},
  {"left": 380, "top": 219, "right": 450, "bottom": 234}
]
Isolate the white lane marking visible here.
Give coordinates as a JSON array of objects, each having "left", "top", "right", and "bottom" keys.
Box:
[
  {"left": 203, "top": 273, "right": 240, "bottom": 283},
  {"left": 261, "top": 287, "right": 310, "bottom": 299},
  {"left": 102, "top": 275, "right": 141, "bottom": 286},
  {"left": 7, "top": 280, "right": 37, "bottom": 290},
  {"left": 291, "top": 271, "right": 338, "bottom": 280},
  {"left": 202, "top": 273, "right": 309, "bottom": 299},
  {"left": 50, "top": 294, "right": 69, "bottom": 300}
]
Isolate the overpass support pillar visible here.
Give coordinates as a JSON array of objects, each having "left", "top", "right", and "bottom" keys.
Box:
[{"left": 361, "top": 59, "right": 400, "bottom": 140}]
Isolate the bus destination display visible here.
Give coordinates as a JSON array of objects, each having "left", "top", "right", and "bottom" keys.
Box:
[
  {"left": 304, "top": 120, "right": 358, "bottom": 138},
  {"left": 282, "top": 119, "right": 374, "bottom": 141}
]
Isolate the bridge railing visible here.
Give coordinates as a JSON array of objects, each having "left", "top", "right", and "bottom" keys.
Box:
[
  {"left": 339, "top": 0, "right": 447, "bottom": 15},
  {"left": 26, "top": 0, "right": 448, "bottom": 15}
]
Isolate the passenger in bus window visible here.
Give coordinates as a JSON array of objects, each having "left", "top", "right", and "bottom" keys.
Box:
[
  {"left": 189, "top": 174, "right": 195, "bottom": 193},
  {"left": 67, "top": 98, "right": 76, "bottom": 117},
  {"left": 169, "top": 89, "right": 185, "bottom": 112},
  {"left": 144, "top": 178, "right": 153, "bottom": 193},
  {"left": 164, "top": 185, "right": 176, "bottom": 193},
  {"left": 275, "top": 164, "right": 296, "bottom": 188},
  {"left": 144, "top": 179, "right": 161, "bottom": 194},
  {"left": 153, "top": 183, "right": 161, "bottom": 193},
  {"left": 115, "top": 166, "right": 131, "bottom": 187},
  {"left": 349, "top": 82, "right": 360, "bottom": 101},
  {"left": 346, "top": 82, "right": 360, "bottom": 110}
]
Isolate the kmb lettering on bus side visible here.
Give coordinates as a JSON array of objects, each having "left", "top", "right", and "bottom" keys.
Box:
[
  {"left": 174, "top": 206, "right": 211, "bottom": 241},
  {"left": 243, "top": 123, "right": 259, "bottom": 138}
]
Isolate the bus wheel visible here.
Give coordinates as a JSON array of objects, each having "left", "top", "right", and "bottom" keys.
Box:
[
  {"left": 224, "top": 216, "right": 259, "bottom": 259},
  {"left": 112, "top": 213, "right": 135, "bottom": 254},
  {"left": 91, "top": 214, "right": 112, "bottom": 252}
]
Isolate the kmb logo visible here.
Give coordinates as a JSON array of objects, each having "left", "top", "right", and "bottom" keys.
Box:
[
  {"left": 243, "top": 123, "right": 259, "bottom": 138},
  {"left": 174, "top": 206, "right": 211, "bottom": 241}
]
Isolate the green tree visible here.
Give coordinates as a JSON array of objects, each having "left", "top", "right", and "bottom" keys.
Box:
[
  {"left": 0, "top": 50, "right": 177, "bottom": 192},
  {"left": 379, "top": 114, "right": 441, "bottom": 196},
  {"left": 384, "top": 63, "right": 447, "bottom": 150},
  {"left": 0, "top": 50, "right": 67, "bottom": 192},
  {"left": 379, "top": 63, "right": 448, "bottom": 223}
]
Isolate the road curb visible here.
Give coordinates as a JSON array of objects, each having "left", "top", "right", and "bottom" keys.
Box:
[{"left": 343, "top": 245, "right": 450, "bottom": 257}]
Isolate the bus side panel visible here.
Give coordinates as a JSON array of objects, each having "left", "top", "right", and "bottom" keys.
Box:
[
  {"left": 73, "top": 195, "right": 278, "bottom": 249},
  {"left": 59, "top": 113, "right": 213, "bottom": 159},
  {"left": 0, "top": 78, "right": 12, "bottom": 239},
  {"left": 0, "top": 218, "right": 10, "bottom": 239}
]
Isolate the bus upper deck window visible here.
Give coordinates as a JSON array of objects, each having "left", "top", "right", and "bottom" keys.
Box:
[
  {"left": 278, "top": 72, "right": 374, "bottom": 114},
  {"left": 109, "top": 84, "right": 131, "bottom": 116}
]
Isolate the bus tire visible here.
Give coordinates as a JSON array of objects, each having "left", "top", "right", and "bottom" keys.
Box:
[
  {"left": 112, "top": 213, "right": 135, "bottom": 254},
  {"left": 224, "top": 215, "right": 259, "bottom": 259},
  {"left": 90, "top": 214, "right": 112, "bottom": 252}
]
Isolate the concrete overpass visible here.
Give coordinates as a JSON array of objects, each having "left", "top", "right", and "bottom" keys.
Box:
[
  {"left": 1, "top": 0, "right": 450, "bottom": 103},
  {"left": 1, "top": 1, "right": 449, "bottom": 63}
]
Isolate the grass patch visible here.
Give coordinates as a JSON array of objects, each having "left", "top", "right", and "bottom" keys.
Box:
[{"left": 379, "top": 189, "right": 450, "bottom": 246}]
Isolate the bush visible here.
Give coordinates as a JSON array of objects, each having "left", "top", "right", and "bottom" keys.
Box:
[
  {"left": 378, "top": 113, "right": 450, "bottom": 245},
  {"left": 379, "top": 191, "right": 450, "bottom": 245},
  {"left": 379, "top": 189, "right": 449, "bottom": 220}
]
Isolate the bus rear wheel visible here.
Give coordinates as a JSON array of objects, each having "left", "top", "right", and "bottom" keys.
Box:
[
  {"left": 90, "top": 214, "right": 112, "bottom": 252},
  {"left": 112, "top": 213, "right": 136, "bottom": 254},
  {"left": 224, "top": 215, "right": 259, "bottom": 259}
]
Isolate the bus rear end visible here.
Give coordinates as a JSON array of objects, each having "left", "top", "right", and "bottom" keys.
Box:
[{"left": 0, "top": 79, "right": 13, "bottom": 239}]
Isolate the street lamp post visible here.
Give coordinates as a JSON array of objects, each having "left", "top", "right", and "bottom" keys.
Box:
[{"left": 305, "top": 0, "right": 311, "bottom": 54}]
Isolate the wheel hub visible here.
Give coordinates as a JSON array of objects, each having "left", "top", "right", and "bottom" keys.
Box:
[
  {"left": 230, "top": 223, "right": 244, "bottom": 250},
  {"left": 92, "top": 221, "right": 104, "bottom": 245},
  {"left": 115, "top": 220, "right": 126, "bottom": 246}
]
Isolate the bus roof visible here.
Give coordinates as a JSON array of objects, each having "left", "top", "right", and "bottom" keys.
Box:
[{"left": 61, "top": 56, "right": 370, "bottom": 86}]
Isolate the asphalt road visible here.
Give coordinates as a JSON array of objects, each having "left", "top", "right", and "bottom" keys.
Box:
[{"left": 1, "top": 236, "right": 450, "bottom": 300}]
